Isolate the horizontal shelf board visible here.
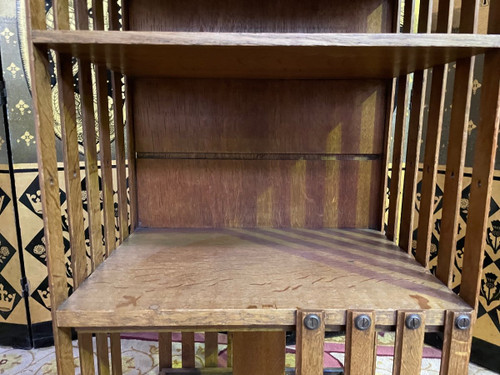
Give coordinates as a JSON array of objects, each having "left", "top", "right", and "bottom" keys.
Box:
[
  {"left": 57, "top": 228, "right": 471, "bottom": 329},
  {"left": 136, "top": 152, "right": 382, "bottom": 161},
  {"left": 33, "top": 31, "right": 500, "bottom": 78}
]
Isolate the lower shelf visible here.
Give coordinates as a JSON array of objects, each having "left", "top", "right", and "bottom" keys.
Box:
[
  {"left": 57, "top": 228, "right": 471, "bottom": 330},
  {"left": 160, "top": 369, "right": 343, "bottom": 374}
]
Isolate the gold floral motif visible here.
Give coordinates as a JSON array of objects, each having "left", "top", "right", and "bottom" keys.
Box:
[
  {"left": 0, "top": 28, "right": 14, "bottom": 43},
  {"left": 18, "top": 131, "right": 35, "bottom": 146},
  {"left": 6, "top": 63, "right": 20, "bottom": 78},
  {"left": 468, "top": 120, "right": 477, "bottom": 135},
  {"left": 15, "top": 99, "right": 30, "bottom": 116},
  {"left": 472, "top": 79, "right": 482, "bottom": 95}
]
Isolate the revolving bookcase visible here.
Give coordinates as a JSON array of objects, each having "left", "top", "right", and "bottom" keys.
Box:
[{"left": 26, "top": 0, "right": 500, "bottom": 374}]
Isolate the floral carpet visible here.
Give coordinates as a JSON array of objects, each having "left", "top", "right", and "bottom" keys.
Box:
[{"left": 0, "top": 333, "right": 497, "bottom": 374}]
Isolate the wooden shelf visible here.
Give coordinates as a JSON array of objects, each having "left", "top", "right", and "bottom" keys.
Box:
[
  {"left": 33, "top": 31, "right": 500, "bottom": 78},
  {"left": 57, "top": 228, "right": 471, "bottom": 330}
]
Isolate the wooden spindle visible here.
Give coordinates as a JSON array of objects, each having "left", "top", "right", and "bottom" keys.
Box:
[
  {"left": 344, "top": 311, "right": 377, "bottom": 375},
  {"left": 26, "top": 0, "right": 74, "bottom": 373},
  {"left": 232, "top": 332, "right": 285, "bottom": 375},
  {"left": 96, "top": 333, "right": 111, "bottom": 375},
  {"left": 205, "top": 332, "right": 219, "bottom": 368},
  {"left": 440, "top": 311, "right": 473, "bottom": 374},
  {"left": 415, "top": 0, "right": 454, "bottom": 268},
  {"left": 78, "top": 333, "right": 95, "bottom": 375},
  {"left": 459, "top": 1, "right": 500, "bottom": 310},
  {"left": 392, "top": 311, "right": 425, "bottom": 375},
  {"left": 110, "top": 333, "right": 123, "bottom": 375},
  {"left": 159, "top": 333, "right": 173, "bottom": 369},
  {"left": 182, "top": 332, "right": 196, "bottom": 368},
  {"left": 296, "top": 310, "right": 325, "bottom": 375},
  {"left": 437, "top": 0, "right": 480, "bottom": 287},
  {"left": 399, "top": 0, "right": 433, "bottom": 253}
]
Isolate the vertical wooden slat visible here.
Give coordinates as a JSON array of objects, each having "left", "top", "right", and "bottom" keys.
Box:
[
  {"left": 205, "top": 332, "right": 219, "bottom": 368},
  {"left": 182, "top": 332, "right": 196, "bottom": 368},
  {"left": 78, "top": 333, "right": 95, "bottom": 375},
  {"left": 53, "top": 3, "right": 96, "bottom": 375},
  {"left": 296, "top": 310, "right": 325, "bottom": 375},
  {"left": 110, "top": 333, "right": 122, "bottom": 375},
  {"left": 386, "top": 75, "right": 411, "bottom": 242},
  {"left": 93, "top": 0, "right": 116, "bottom": 256},
  {"left": 25, "top": 1, "right": 74, "bottom": 374},
  {"left": 384, "top": 0, "right": 407, "bottom": 240},
  {"left": 344, "top": 311, "right": 377, "bottom": 375},
  {"left": 159, "top": 333, "right": 173, "bottom": 369},
  {"left": 53, "top": 0, "right": 88, "bottom": 288},
  {"left": 75, "top": 0, "right": 104, "bottom": 270},
  {"left": 459, "top": 2, "right": 500, "bottom": 309},
  {"left": 124, "top": 79, "right": 137, "bottom": 231},
  {"left": 436, "top": 0, "right": 480, "bottom": 287},
  {"left": 392, "top": 311, "right": 425, "bottom": 375},
  {"left": 440, "top": 311, "right": 473, "bottom": 374},
  {"left": 232, "top": 332, "right": 285, "bottom": 375},
  {"left": 415, "top": 0, "right": 454, "bottom": 267},
  {"left": 108, "top": 1, "right": 128, "bottom": 242},
  {"left": 121, "top": 0, "right": 137, "bottom": 232},
  {"left": 399, "top": 0, "right": 433, "bottom": 253},
  {"left": 226, "top": 332, "right": 233, "bottom": 368},
  {"left": 96, "top": 333, "right": 110, "bottom": 375}
]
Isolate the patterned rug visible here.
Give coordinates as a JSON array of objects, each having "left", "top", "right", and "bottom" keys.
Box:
[{"left": 0, "top": 333, "right": 497, "bottom": 374}]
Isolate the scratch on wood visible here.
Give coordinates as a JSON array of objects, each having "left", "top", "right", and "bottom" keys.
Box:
[
  {"left": 117, "top": 295, "right": 141, "bottom": 308},
  {"left": 273, "top": 286, "right": 291, "bottom": 292}
]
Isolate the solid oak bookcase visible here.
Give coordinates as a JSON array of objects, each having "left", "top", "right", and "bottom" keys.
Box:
[{"left": 26, "top": 0, "right": 499, "bottom": 374}]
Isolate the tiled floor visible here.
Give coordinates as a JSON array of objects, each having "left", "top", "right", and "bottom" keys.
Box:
[{"left": 0, "top": 337, "right": 497, "bottom": 374}]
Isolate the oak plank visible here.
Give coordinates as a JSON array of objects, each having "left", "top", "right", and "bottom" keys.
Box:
[
  {"left": 32, "top": 31, "right": 500, "bottom": 79},
  {"left": 124, "top": 78, "right": 137, "bottom": 231},
  {"left": 232, "top": 332, "right": 285, "bottom": 375},
  {"left": 75, "top": 0, "right": 104, "bottom": 270},
  {"left": 440, "top": 311, "right": 473, "bottom": 374},
  {"left": 436, "top": 0, "right": 480, "bottom": 287},
  {"left": 392, "top": 311, "right": 425, "bottom": 375},
  {"left": 205, "top": 332, "right": 219, "bottom": 368},
  {"left": 296, "top": 310, "right": 325, "bottom": 375},
  {"left": 159, "top": 333, "right": 173, "bottom": 369},
  {"left": 26, "top": 0, "right": 75, "bottom": 373},
  {"left": 398, "top": 0, "right": 433, "bottom": 252},
  {"left": 56, "top": 229, "right": 470, "bottom": 329},
  {"left": 93, "top": 0, "right": 116, "bottom": 256},
  {"left": 459, "top": 3, "right": 500, "bottom": 310},
  {"left": 53, "top": 0, "right": 88, "bottom": 289},
  {"left": 109, "top": 3, "right": 128, "bottom": 243},
  {"left": 344, "top": 311, "right": 376, "bottom": 375},
  {"left": 78, "top": 333, "right": 95, "bottom": 375},
  {"left": 182, "top": 332, "right": 196, "bottom": 368},
  {"left": 110, "top": 333, "right": 122, "bottom": 375},
  {"left": 96, "top": 333, "right": 110, "bottom": 375},
  {"left": 415, "top": 0, "right": 454, "bottom": 267}
]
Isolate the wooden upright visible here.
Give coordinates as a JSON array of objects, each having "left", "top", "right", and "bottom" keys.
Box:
[{"left": 26, "top": 0, "right": 499, "bottom": 374}]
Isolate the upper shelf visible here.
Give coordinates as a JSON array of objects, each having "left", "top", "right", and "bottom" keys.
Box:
[{"left": 33, "top": 31, "right": 500, "bottom": 79}]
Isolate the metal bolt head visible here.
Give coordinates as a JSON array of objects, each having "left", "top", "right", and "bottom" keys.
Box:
[
  {"left": 405, "top": 314, "right": 422, "bottom": 330},
  {"left": 455, "top": 315, "right": 471, "bottom": 330},
  {"left": 304, "top": 314, "right": 321, "bottom": 330},
  {"left": 354, "top": 314, "right": 372, "bottom": 331}
]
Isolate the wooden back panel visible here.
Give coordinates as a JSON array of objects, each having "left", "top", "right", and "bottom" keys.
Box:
[
  {"left": 129, "top": 0, "right": 393, "bottom": 229},
  {"left": 128, "top": 0, "right": 393, "bottom": 33}
]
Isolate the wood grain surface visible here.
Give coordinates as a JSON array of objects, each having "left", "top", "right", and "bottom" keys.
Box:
[
  {"left": 56, "top": 228, "right": 471, "bottom": 329},
  {"left": 392, "top": 311, "right": 425, "bottom": 375},
  {"left": 136, "top": 159, "right": 382, "bottom": 229},
  {"left": 32, "top": 31, "right": 500, "bottom": 79},
  {"left": 296, "top": 310, "right": 325, "bottom": 375},
  {"left": 344, "top": 311, "right": 377, "bottom": 374},
  {"left": 128, "top": 0, "right": 392, "bottom": 33},
  {"left": 233, "top": 331, "right": 285, "bottom": 375}
]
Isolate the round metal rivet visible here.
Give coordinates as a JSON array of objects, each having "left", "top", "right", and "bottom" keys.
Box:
[
  {"left": 304, "top": 314, "right": 321, "bottom": 330},
  {"left": 455, "top": 315, "right": 471, "bottom": 330},
  {"left": 354, "top": 314, "right": 372, "bottom": 331},
  {"left": 405, "top": 314, "right": 422, "bottom": 330}
]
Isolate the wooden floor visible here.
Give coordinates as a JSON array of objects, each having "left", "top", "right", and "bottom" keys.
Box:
[{"left": 57, "top": 228, "right": 471, "bottom": 330}]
